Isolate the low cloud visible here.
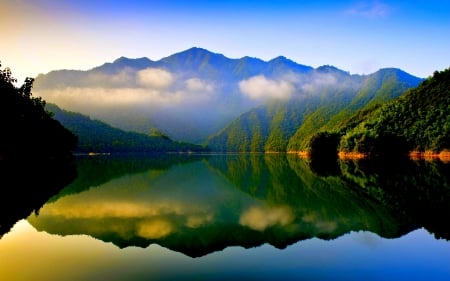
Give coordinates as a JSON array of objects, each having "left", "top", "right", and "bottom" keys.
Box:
[
  {"left": 185, "top": 78, "right": 214, "bottom": 93},
  {"left": 239, "top": 75, "right": 295, "bottom": 100},
  {"left": 301, "top": 73, "right": 338, "bottom": 93},
  {"left": 86, "top": 68, "right": 135, "bottom": 88},
  {"left": 137, "top": 68, "right": 174, "bottom": 89},
  {"left": 345, "top": 1, "right": 390, "bottom": 18}
]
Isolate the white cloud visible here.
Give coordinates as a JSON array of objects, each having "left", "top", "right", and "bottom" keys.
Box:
[
  {"left": 137, "top": 68, "right": 174, "bottom": 89},
  {"left": 345, "top": 1, "right": 390, "bottom": 18},
  {"left": 185, "top": 78, "right": 214, "bottom": 92},
  {"left": 301, "top": 73, "right": 338, "bottom": 93},
  {"left": 239, "top": 75, "right": 295, "bottom": 100},
  {"left": 86, "top": 68, "right": 135, "bottom": 88}
]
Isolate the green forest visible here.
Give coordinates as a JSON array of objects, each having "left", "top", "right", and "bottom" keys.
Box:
[
  {"left": 208, "top": 66, "right": 450, "bottom": 157},
  {"left": 46, "top": 104, "right": 207, "bottom": 153},
  {"left": 0, "top": 63, "right": 207, "bottom": 156},
  {"left": 3, "top": 59, "right": 449, "bottom": 158},
  {"left": 208, "top": 68, "right": 423, "bottom": 153},
  {"left": 329, "top": 67, "right": 450, "bottom": 157}
]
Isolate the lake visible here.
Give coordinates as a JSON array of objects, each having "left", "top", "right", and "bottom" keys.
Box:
[{"left": 1, "top": 153, "right": 450, "bottom": 281}]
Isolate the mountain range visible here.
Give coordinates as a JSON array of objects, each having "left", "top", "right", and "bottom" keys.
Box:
[{"left": 33, "top": 47, "right": 423, "bottom": 150}]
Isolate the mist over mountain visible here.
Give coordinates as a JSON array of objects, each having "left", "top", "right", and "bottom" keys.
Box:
[
  {"left": 33, "top": 47, "right": 422, "bottom": 145},
  {"left": 45, "top": 103, "right": 206, "bottom": 153},
  {"left": 208, "top": 67, "right": 423, "bottom": 152}
]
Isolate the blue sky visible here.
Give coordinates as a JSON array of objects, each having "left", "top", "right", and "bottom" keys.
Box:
[{"left": 1, "top": 0, "right": 450, "bottom": 82}]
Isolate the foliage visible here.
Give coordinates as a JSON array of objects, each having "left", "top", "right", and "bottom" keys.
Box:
[
  {"left": 309, "top": 132, "right": 341, "bottom": 159},
  {"left": 338, "top": 67, "right": 450, "bottom": 154},
  {"left": 46, "top": 104, "right": 207, "bottom": 153},
  {"left": 0, "top": 63, "right": 77, "bottom": 158},
  {"left": 208, "top": 68, "right": 421, "bottom": 152}
]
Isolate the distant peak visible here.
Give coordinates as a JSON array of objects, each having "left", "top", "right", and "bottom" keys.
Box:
[
  {"left": 269, "top": 56, "right": 289, "bottom": 61},
  {"left": 316, "top": 65, "right": 349, "bottom": 75},
  {"left": 268, "top": 56, "right": 296, "bottom": 65},
  {"left": 174, "top": 47, "right": 223, "bottom": 57},
  {"left": 113, "top": 56, "right": 152, "bottom": 64}
]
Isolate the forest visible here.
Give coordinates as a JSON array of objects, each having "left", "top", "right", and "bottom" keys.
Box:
[
  {"left": 324, "top": 67, "right": 450, "bottom": 157},
  {"left": 0, "top": 62, "right": 76, "bottom": 159}
]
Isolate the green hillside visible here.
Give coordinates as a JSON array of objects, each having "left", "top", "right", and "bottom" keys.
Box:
[
  {"left": 337, "top": 67, "right": 450, "bottom": 155},
  {"left": 46, "top": 104, "right": 207, "bottom": 153},
  {"left": 208, "top": 68, "right": 421, "bottom": 152}
]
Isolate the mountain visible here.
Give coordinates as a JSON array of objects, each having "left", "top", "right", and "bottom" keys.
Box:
[
  {"left": 32, "top": 47, "right": 318, "bottom": 144},
  {"left": 335, "top": 67, "right": 450, "bottom": 156},
  {"left": 208, "top": 67, "right": 423, "bottom": 152},
  {"left": 33, "top": 47, "right": 423, "bottom": 147},
  {"left": 45, "top": 104, "right": 206, "bottom": 153}
]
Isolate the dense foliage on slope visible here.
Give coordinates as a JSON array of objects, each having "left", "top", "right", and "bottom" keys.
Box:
[
  {"left": 0, "top": 63, "right": 76, "bottom": 158},
  {"left": 46, "top": 104, "right": 207, "bottom": 153},
  {"left": 34, "top": 48, "right": 314, "bottom": 143},
  {"left": 337, "top": 67, "right": 450, "bottom": 154},
  {"left": 208, "top": 68, "right": 422, "bottom": 152}
]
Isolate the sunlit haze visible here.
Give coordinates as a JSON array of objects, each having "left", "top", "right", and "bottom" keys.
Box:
[{"left": 1, "top": 0, "right": 450, "bottom": 83}]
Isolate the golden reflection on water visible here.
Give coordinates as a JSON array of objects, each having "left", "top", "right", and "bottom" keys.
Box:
[
  {"left": 0, "top": 220, "right": 121, "bottom": 281},
  {"left": 239, "top": 205, "right": 294, "bottom": 231}
]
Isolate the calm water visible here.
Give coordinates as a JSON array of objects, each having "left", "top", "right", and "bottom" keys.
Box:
[{"left": 1, "top": 154, "right": 450, "bottom": 281}]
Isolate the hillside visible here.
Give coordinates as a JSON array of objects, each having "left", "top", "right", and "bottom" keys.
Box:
[
  {"left": 0, "top": 63, "right": 76, "bottom": 159},
  {"left": 34, "top": 48, "right": 314, "bottom": 143},
  {"left": 208, "top": 67, "right": 422, "bottom": 152},
  {"left": 33, "top": 48, "right": 422, "bottom": 146},
  {"left": 46, "top": 104, "right": 206, "bottom": 153},
  {"left": 336, "top": 67, "right": 450, "bottom": 156}
]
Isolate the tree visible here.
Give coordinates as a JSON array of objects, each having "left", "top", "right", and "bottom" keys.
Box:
[{"left": 0, "top": 62, "right": 77, "bottom": 158}]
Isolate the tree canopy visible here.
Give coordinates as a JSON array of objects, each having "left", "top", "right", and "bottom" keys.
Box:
[{"left": 0, "top": 62, "right": 77, "bottom": 159}]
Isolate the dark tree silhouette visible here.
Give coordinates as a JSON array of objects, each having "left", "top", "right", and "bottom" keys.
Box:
[{"left": 0, "top": 62, "right": 77, "bottom": 159}]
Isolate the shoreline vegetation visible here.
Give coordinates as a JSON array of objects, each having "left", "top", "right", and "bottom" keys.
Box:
[
  {"left": 3, "top": 60, "right": 449, "bottom": 160},
  {"left": 409, "top": 151, "right": 450, "bottom": 162},
  {"left": 293, "top": 150, "right": 450, "bottom": 162}
]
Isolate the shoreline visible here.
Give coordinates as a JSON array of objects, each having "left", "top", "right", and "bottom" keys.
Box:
[
  {"left": 291, "top": 150, "right": 450, "bottom": 162},
  {"left": 409, "top": 151, "right": 450, "bottom": 162}
]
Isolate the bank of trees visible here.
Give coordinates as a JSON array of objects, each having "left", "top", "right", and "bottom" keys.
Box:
[
  {"left": 309, "top": 67, "right": 450, "bottom": 157},
  {"left": 0, "top": 63, "right": 77, "bottom": 158}
]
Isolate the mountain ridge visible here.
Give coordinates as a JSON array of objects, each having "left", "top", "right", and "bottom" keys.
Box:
[{"left": 33, "top": 47, "right": 423, "bottom": 145}]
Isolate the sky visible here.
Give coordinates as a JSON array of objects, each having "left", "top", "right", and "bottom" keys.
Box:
[{"left": 1, "top": 0, "right": 450, "bottom": 83}]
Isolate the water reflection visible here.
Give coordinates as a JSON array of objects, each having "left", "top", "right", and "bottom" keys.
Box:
[
  {"left": 339, "top": 158, "right": 450, "bottom": 240},
  {"left": 24, "top": 153, "right": 450, "bottom": 257},
  {"left": 0, "top": 157, "right": 76, "bottom": 237}
]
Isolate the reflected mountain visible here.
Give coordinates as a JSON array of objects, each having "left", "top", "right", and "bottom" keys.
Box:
[
  {"left": 49, "top": 153, "right": 208, "bottom": 202},
  {"left": 0, "top": 157, "right": 76, "bottom": 237},
  {"left": 27, "top": 154, "right": 450, "bottom": 257}
]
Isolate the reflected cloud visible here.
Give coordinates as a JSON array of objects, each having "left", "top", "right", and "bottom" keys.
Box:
[
  {"left": 239, "top": 205, "right": 294, "bottom": 231},
  {"left": 137, "top": 219, "right": 173, "bottom": 239},
  {"left": 39, "top": 199, "right": 204, "bottom": 220},
  {"left": 302, "top": 212, "right": 338, "bottom": 232},
  {"left": 186, "top": 213, "right": 214, "bottom": 228}
]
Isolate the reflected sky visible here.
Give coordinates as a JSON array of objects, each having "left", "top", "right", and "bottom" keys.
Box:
[{"left": 1, "top": 220, "right": 449, "bottom": 281}]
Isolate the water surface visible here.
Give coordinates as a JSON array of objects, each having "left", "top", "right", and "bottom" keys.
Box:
[{"left": 1, "top": 154, "right": 449, "bottom": 280}]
